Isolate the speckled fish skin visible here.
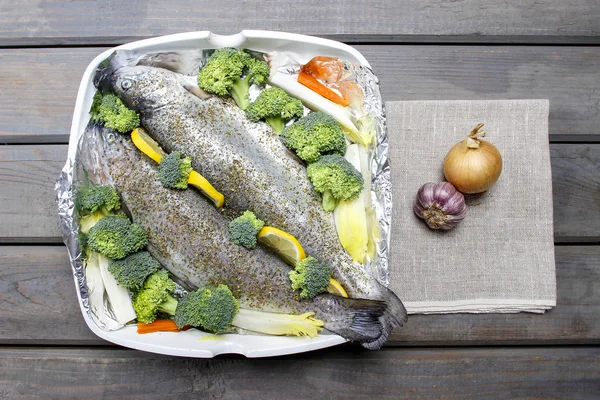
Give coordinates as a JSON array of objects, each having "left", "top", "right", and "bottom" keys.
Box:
[
  {"left": 81, "top": 125, "right": 393, "bottom": 347},
  {"left": 100, "top": 65, "right": 407, "bottom": 348}
]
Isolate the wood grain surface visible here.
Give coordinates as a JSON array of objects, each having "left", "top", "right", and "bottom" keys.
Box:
[
  {"left": 0, "top": 347, "right": 598, "bottom": 399},
  {"left": 1, "top": 244, "right": 597, "bottom": 346},
  {"left": 2, "top": 1, "right": 600, "bottom": 390},
  {"left": 1, "top": 144, "right": 598, "bottom": 242},
  {"left": 2, "top": 46, "right": 599, "bottom": 144},
  {"left": 1, "top": 0, "right": 599, "bottom": 46}
]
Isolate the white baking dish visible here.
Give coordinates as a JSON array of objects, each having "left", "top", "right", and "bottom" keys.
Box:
[{"left": 66, "top": 30, "right": 378, "bottom": 357}]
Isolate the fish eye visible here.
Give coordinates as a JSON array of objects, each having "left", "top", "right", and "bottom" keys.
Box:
[
  {"left": 121, "top": 78, "right": 133, "bottom": 90},
  {"left": 105, "top": 131, "right": 116, "bottom": 143}
]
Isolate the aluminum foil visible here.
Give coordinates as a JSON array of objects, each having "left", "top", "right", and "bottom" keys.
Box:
[
  {"left": 56, "top": 48, "right": 392, "bottom": 332},
  {"left": 351, "top": 63, "right": 391, "bottom": 287}
]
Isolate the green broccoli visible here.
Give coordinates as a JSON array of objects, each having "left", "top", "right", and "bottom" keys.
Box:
[
  {"left": 281, "top": 111, "right": 347, "bottom": 163},
  {"left": 306, "top": 154, "right": 364, "bottom": 211},
  {"left": 76, "top": 184, "right": 121, "bottom": 216},
  {"left": 197, "top": 48, "right": 270, "bottom": 110},
  {"left": 228, "top": 211, "right": 265, "bottom": 249},
  {"left": 132, "top": 270, "right": 178, "bottom": 324},
  {"left": 87, "top": 215, "right": 148, "bottom": 260},
  {"left": 245, "top": 87, "right": 304, "bottom": 134},
  {"left": 157, "top": 151, "right": 192, "bottom": 190},
  {"left": 108, "top": 251, "right": 162, "bottom": 291},
  {"left": 174, "top": 283, "right": 324, "bottom": 337},
  {"left": 288, "top": 256, "right": 332, "bottom": 299},
  {"left": 174, "top": 284, "right": 239, "bottom": 334},
  {"left": 90, "top": 92, "right": 140, "bottom": 133}
]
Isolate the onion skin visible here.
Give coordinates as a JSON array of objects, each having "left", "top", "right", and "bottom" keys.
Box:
[
  {"left": 443, "top": 124, "right": 503, "bottom": 194},
  {"left": 414, "top": 182, "right": 467, "bottom": 230}
]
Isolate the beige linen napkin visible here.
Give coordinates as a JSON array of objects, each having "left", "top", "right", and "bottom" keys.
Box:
[{"left": 385, "top": 100, "right": 556, "bottom": 313}]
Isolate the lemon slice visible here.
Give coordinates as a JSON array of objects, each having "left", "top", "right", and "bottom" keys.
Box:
[
  {"left": 131, "top": 128, "right": 225, "bottom": 208},
  {"left": 257, "top": 227, "right": 306, "bottom": 266},
  {"left": 188, "top": 170, "right": 225, "bottom": 208},
  {"left": 327, "top": 278, "right": 348, "bottom": 298},
  {"left": 131, "top": 128, "right": 166, "bottom": 163}
]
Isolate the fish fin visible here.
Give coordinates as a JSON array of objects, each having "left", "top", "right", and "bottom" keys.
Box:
[
  {"left": 324, "top": 297, "right": 388, "bottom": 343},
  {"left": 183, "top": 84, "right": 212, "bottom": 100},
  {"left": 360, "top": 286, "right": 408, "bottom": 350}
]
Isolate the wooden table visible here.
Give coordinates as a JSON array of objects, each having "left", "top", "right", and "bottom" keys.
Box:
[{"left": 1, "top": 1, "right": 599, "bottom": 398}]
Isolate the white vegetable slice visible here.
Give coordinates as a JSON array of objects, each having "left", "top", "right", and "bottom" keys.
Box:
[
  {"left": 85, "top": 252, "right": 109, "bottom": 327},
  {"left": 358, "top": 145, "right": 380, "bottom": 262},
  {"left": 97, "top": 253, "right": 136, "bottom": 325},
  {"left": 333, "top": 144, "right": 368, "bottom": 263}
]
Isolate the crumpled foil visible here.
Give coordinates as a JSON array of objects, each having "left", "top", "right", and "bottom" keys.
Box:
[
  {"left": 56, "top": 47, "right": 392, "bottom": 332},
  {"left": 352, "top": 63, "right": 391, "bottom": 287}
]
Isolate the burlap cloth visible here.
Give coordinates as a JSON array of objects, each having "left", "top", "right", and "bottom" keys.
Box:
[{"left": 385, "top": 100, "right": 556, "bottom": 313}]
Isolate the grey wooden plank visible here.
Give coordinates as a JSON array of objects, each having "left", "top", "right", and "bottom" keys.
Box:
[
  {"left": 2, "top": 46, "right": 600, "bottom": 144},
  {"left": 1, "top": 144, "right": 598, "bottom": 242},
  {"left": 0, "top": 347, "right": 599, "bottom": 399},
  {"left": 0, "top": 0, "right": 599, "bottom": 46},
  {"left": 0, "top": 145, "right": 65, "bottom": 243},
  {"left": 1, "top": 245, "right": 598, "bottom": 346},
  {"left": 0, "top": 246, "right": 100, "bottom": 345}
]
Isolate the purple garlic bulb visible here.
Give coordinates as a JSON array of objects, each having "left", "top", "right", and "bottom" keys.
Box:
[{"left": 414, "top": 182, "right": 467, "bottom": 230}]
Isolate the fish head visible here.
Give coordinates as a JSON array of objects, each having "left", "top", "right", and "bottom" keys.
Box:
[{"left": 96, "top": 64, "right": 187, "bottom": 113}]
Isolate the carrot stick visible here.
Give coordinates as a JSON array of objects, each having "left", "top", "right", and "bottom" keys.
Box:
[
  {"left": 298, "top": 71, "right": 350, "bottom": 107},
  {"left": 137, "top": 319, "right": 180, "bottom": 334}
]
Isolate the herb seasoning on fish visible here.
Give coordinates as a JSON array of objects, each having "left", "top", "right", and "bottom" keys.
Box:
[
  {"left": 96, "top": 62, "right": 407, "bottom": 349},
  {"left": 82, "top": 125, "right": 395, "bottom": 347}
]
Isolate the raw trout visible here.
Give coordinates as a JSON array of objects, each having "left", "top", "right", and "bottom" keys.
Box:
[
  {"left": 80, "top": 124, "right": 395, "bottom": 347},
  {"left": 96, "top": 62, "right": 406, "bottom": 348}
]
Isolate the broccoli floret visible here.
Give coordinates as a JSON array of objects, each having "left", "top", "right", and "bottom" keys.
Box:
[
  {"left": 197, "top": 48, "right": 270, "bottom": 110},
  {"left": 245, "top": 87, "right": 304, "bottom": 134},
  {"left": 157, "top": 152, "right": 192, "bottom": 190},
  {"left": 174, "top": 284, "right": 239, "bottom": 334},
  {"left": 281, "top": 111, "right": 347, "bottom": 163},
  {"left": 108, "top": 251, "right": 162, "bottom": 291},
  {"left": 228, "top": 211, "right": 265, "bottom": 249},
  {"left": 90, "top": 92, "right": 140, "bottom": 133},
  {"left": 87, "top": 215, "right": 148, "bottom": 260},
  {"left": 306, "top": 154, "right": 364, "bottom": 211},
  {"left": 132, "top": 270, "right": 178, "bottom": 324},
  {"left": 76, "top": 184, "right": 121, "bottom": 216},
  {"left": 288, "top": 256, "right": 331, "bottom": 299}
]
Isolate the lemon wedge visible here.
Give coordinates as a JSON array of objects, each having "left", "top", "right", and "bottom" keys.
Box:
[
  {"left": 188, "top": 170, "right": 225, "bottom": 208},
  {"left": 131, "top": 128, "right": 225, "bottom": 208},
  {"left": 257, "top": 227, "right": 306, "bottom": 266},
  {"left": 327, "top": 278, "right": 348, "bottom": 298},
  {"left": 131, "top": 128, "right": 166, "bottom": 163}
]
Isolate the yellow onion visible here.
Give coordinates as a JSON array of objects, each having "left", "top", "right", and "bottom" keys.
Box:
[{"left": 443, "top": 123, "right": 502, "bottom": 194}]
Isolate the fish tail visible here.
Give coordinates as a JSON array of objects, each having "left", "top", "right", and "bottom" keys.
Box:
[
  {"left": 360, "top": 286, "right": 408, "bottom": 350},
  {"left": 323, "top": 297, "right": 388, "bottom": 343}
]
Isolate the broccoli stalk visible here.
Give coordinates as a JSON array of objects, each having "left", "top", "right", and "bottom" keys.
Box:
[
  {"left": 90, "top": 92, "right": 140, "bottom": 133},
  {"left": 197, "top": 48, "right": 270, "bottom": 110},
  {"left": 228, "top": 211, "right": 265, "bottom": 249},
  {"left": 245, "top": 87, "right": 304, "bottom": 134},
  {"left": 132, "top": 270, "right": 178, "bottom": 324},
  {"left": 108, "top": 251, "right": 162, "bottom": 291},
  {"left": 288, "top": 256, "right": 332, "bottom": 299},
  {"left": 306, "top": 154, "right": 364, "bottom": 211},
  {"left": 87, "top": 215, "right": 148, "bottom": 260},
  {"left": 157, "top": 151, "right": 192, "bottom": 190},
  {"left": 174, "top": 284, "right": 324, "bottom": 337},
  {"left": 281, "top": 111, "right": 347, "bottom": 163}
]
